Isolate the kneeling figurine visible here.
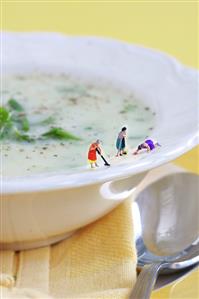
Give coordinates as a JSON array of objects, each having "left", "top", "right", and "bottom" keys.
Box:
[{"left": 133, "top": 139, "right": 161, "bottom": 155}]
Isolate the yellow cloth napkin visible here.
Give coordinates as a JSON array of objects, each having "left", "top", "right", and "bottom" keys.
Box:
[{"left": 0, "top": 200, "right": 137, "bottom": 299}]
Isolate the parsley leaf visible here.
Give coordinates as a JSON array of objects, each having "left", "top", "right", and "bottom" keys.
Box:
[
  {"left": 14, "top": 130, "right": 35, "bottom": 142},
  {"left": 0, "top": 107, "right": 10, "bottom": 127},
  {"left": 42, "top": 127, "right": 81, "bottom": 141},
  {"left": 0, "top": 107, "right": 13, "bottom": 139},
  {"left": 8, "top": 99, "right": 24, "bottom": 112}
]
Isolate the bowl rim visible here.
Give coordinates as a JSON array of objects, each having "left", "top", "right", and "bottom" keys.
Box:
[{"left": 1, "top": 32, "right": 199, "bottom": 194}]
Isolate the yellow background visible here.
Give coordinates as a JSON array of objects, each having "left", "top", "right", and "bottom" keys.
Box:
[{"left": 1, "top": 1, "right": 198, "bottom": 298}]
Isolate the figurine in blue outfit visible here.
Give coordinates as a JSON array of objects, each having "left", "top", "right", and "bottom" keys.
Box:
[
  {"left": 116, "top": 127, "right": 127, "bottom": 156},
  {"left": 133, "top": 138, "right": 161, "bottom": 155}
]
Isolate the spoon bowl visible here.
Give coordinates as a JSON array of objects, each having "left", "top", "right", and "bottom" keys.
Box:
[{"left": 130, "top": 172, "right": 199, "bottom": 299}]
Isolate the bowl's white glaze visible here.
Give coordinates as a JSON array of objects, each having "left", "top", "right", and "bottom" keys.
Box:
[{"left": 1, "top": 33, "right": 198, "bottom": 250}]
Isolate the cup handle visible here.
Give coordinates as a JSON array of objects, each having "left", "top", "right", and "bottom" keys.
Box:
[{"left": 100, "top": 172, "right": 147, "bottom": 201}]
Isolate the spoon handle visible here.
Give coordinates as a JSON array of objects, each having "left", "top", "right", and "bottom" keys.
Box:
[{"left": 129, "top": 263, "right": 163, "bottom": 299}]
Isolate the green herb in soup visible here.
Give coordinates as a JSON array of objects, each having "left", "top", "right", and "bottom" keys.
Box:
[
  {"left": 8, "top": 99, "right": 24, "bottom": 112},
  {"left": 15, "top": 130, "right": 35, "bottom": 142},
  {"left": 1, "top": 73, "right": 155, "bottom": 177},
  {"left": 42, "top": 127, "right": 81, "bottom": 141},
  {"left": 0, "top": 107, "right": 12, "bottom": 139},
  {"left": 0, "top": 99, "right": 80, "bottom": 142},
  {"left": 0, "top": 100, "right": 31, "bottom": 140},
  {"left": 0, "top": 107, "right": 11, "bottom": 128}
]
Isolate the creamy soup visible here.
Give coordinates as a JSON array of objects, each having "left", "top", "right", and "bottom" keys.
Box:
[{"left": 1, "top": 73, "right": 155, "bottom": 177}]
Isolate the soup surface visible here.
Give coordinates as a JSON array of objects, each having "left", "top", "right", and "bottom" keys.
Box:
[{"left": 1, "top": 73, "right": 155, "bottom": 177}]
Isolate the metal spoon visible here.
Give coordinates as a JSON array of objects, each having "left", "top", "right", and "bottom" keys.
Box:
[{"left": 129, "top": 172, "right": 199, "bottom": 299}]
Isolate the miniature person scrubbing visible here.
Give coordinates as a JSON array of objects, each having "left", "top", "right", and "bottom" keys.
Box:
[
  {"left": 88, "top": 139, "right": 102, "bottom": 168},
  {"left": 133, "top": 139, "right": 161, "bottom": 155},
  {"left": 116, "top": 127, "right": 127, "bottom": 157}
]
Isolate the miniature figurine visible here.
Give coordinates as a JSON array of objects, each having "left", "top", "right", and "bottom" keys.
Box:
[
  {"left": 88, "top": 139, "right": 110, "bottom": 168},
  {"left": 116, "top": 127, "right": 127, "bottom": 157},
  {"left": 88, "top": 139, "right": 101, "bottom": 168},
  {"left": 133, "top": 139, "right": 161, "bottom": 155}
]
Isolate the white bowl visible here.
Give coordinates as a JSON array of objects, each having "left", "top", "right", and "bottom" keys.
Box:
[{"left": 1, "top": 32, "right": 198, "bottom": 250}]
